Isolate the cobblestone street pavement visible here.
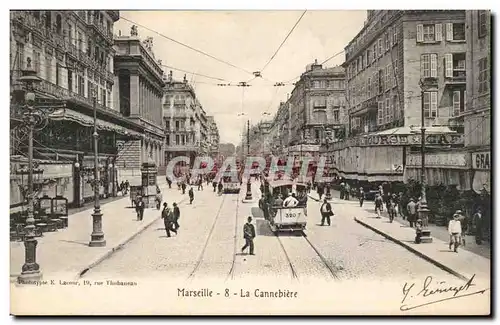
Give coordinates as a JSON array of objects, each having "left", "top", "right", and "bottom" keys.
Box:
[{"left": 84, "top": 180, "right": 460, "bottom": 284}]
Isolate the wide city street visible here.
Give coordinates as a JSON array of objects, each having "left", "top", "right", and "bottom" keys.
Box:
[{"left": 83, "top": 179, "right": 457, "bottom": 283}]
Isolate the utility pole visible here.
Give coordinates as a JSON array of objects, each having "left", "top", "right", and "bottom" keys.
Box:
[
  {"left": 418, "top": 80, "right": 432, "bottom": 242},
  {"left": 243, "top": 120, "right": 253, "bottom": 202}
]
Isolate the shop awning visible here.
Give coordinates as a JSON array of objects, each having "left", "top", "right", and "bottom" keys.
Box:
[
  {"left": 376, "top": 126, "right": 456, "bottom": 135},
  {"left": 404, "top": 167, "right": 472, "bottom": 191},
  {"left": 49, "top": 108, "right": 142, "bottom": 138}
]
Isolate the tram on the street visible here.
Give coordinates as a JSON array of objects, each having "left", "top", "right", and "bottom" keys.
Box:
[
  {"left": 259, "top": 180, "right": 308, "bottom": 232},
  {"left": 222, "top": 174, "right": 241, "bottom": 194}
]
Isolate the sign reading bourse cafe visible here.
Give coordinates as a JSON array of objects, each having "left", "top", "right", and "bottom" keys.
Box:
[
  {"left": 472, "top": 151, "right": 490, "bottom": 170},
  {"left": 361, "top": 133, "right": 464, "bottom": 146}
]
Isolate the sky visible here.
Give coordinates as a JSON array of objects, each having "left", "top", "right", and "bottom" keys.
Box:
[{"left": 114, "top": 10, "right": 367, "bottom": 145}]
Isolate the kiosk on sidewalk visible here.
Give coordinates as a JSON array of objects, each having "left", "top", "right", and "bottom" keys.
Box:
[{"left": 141, "top": 159, "right": 158, "bottom": 208}]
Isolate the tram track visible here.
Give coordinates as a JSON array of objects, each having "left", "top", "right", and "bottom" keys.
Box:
[
  {"left": 186, "top": 194, "right": 229, "bottom": 280},
  {"left": 301, "top": 231, "right": 340, "bottom": 280},
  {"left": 225, "top": 189, "right": 243, "bottom": 281},
  {"left": 274, "top": 232, "right": 299, "bottom": 281}
]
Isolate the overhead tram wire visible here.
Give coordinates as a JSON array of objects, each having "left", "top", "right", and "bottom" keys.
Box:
[
  {"left": 260, "top": 10, "right": 307, "bottom": 73},
  {"left": 119, "top": 16, "right": 255, "bottom": 77}
]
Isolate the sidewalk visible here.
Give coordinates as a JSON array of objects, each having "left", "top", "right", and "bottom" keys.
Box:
[
  {"left": 354, "top": 213, "right": 490, "bottom": 281},
  {"left": 10, "top": 179, "right": 186, "bottom": 281}
]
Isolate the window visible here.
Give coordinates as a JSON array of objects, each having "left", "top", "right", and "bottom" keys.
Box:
[
  {"left": 78, "top": 75, "right": 85, "bottom": 96},
  {"left": 378, "top": 69, "right": 384, "bottom": 93},
  {"left": 452, "top": 90, "right": 465, "bottom": 117},
  {"left": 385, "top": 33, "right": 390, "bottom": 52},
  {"left": 16, "top": 42, "right": 24, "bottom": 71},
  {"left": 446, "top": 23, "right": 465, "bottom": 41},
  {"left": 45, "top": 57, "right": 52, "bottom": 82},
  {"left": 478, "top": 57, "right": 489, "bottom": 93},
  {"left": 417, "top": 24, "right": 442, "bottom": 42},
  {"left": 56, "top": 64, "right": 60, "bottom": 86},
  {"left": 393, "top": 95, "right": 400, "bottom": 120},
  {"left": 377, "top": 38, "right": 383, "bottom": 57},
  {"left": 421, "top": 53, "right": 437, "bottom": 78},
  {"left": 377, "top": 102, "right": 384, "bottom": 125},
  {"left": 56, "top": 14, "right": 62, "bottom": 34},
  {"left": 165, "top": 120, "right": 170, "bottom": 130},
  {"left": 33, "top": 51, "right": 41, "bottom": 74},
  {"left": 374, "top": 71, "right": 379, "bottom": 95},
  {"left": 385, "top": 65, "right": 391, "bottom": 90},
  {"left": 315, "top": 130, "right": 320, "bottom": 140},
  {"left": 175, "top": 120, "right": 180, "bottom": 130},
  {"left": 384, "top": 97, "right": 391, "bottom": 124},
  {"left": 478, "top": 11, "right": 488, "bottom": 37},
  {"left": 101, "top": 88, "right": 106, "bottom": 106},
  {"left": 175, "top": 135, "right": 180, "bottom": 145},
  {"left": 166, "top": 135, "right": 170, "bottom": 146},
  {"left": 393, "top": 58, "right": 398, "bottom": 87},
  {"left": 181, "top": 135, "right": 185, "bottom": 145},
  {"left": 367, "top": 77, "right": 371, "bottom": 98},
  {"left": 423, "top": 91, "right": 438, "bottom": 118},
  {"left": 372, "top": 43, "right": 377, "bottom": 63},
  {"left": 445, "top": 53, "right": 466, "bottom": 78},
  {"left": 366, "top": 49, "right": 371, "bottom": 66},
  {"left": 333, "top": 109, "right": 339, "bottom": 122},
  {"left": 313, "top": 80, "right": 320, "bottom": 88},
  {"left": 393, "top": 25, "right": 398, "bottom": 44}
]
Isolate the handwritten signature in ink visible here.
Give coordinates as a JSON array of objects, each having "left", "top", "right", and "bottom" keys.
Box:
[{"left": 400, "top": 274, "right": 488, "bottom": 311}]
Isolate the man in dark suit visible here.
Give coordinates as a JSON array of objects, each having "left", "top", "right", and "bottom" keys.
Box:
[
  {"left": 241, "top": 216, "right": 256, "bottom": 255},
  {"left": 172, "top": 202, "right": 180, "bottom": 231},
  {"left": 135, "top": 196, "right": 145, "bottom": 221},
  {"left": 320, "top": 198, "right": 333, "bottom": 226}
]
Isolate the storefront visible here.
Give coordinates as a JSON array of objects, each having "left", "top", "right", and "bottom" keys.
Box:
[
  {"left": 471, "top": 151, "right": 491, "bottom": 194},
  {"left": 404, "top": 151, "right": 471, "bottom": 190}
]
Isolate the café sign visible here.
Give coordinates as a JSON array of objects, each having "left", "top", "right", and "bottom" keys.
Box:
[
  {"left": 472, "top": 151, "right": 490, "bottom": 170},
  {"left": 406, "top": 152, "right": 468, "bottom": 168},
  {"left": 360, "top": 133, "right": 464, "bottom": 147}
]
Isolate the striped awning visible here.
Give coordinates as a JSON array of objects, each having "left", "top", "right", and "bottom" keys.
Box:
[{"left": 49, "top": 108, "right": 142, "bottom": 138}]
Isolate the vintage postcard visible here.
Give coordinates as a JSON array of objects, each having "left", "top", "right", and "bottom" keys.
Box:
[{"left": 9, "top": 9, "right": 491, "bottom": 315}]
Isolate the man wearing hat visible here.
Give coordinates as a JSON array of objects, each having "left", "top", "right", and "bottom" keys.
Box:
[
  {"left": 241, "top": 216, "right": 256, "bottom": 255},
  {"left": 406, "top": 198, "right": 417, "bottom": 228},
  {"left": 448, "top": 211, "right": 463, "bottom": 252},
  {"left": 283, "top": 192, "right": 299, "bottom": 208},
  {"left": 320, "top": 198, "right": 333, "bottom": 226},
  {"left": 135, "top": 196, "right": 145, "bottom": 221},
  {"left": 415, "top": 218, "right": 423, "bottom": 244},
  {"left": 172, "top": 202, "right": 180, "bottom": 231}
]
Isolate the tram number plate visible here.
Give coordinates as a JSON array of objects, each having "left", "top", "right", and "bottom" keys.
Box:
[{"left": 284, "top": 212, "right": 300, "bottom": 218}]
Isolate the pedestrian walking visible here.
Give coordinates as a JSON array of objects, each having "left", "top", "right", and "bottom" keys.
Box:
[
  {"left": 374, "top": 194, "right": 384, "bottom": 218},
  {"left": 135, "top": 196, "right": 145, "bottom": 221},
  {"left": 212, "top": 180, "right": 217, "bottom": 192},
  {"left": 397, "top": 192, "right": 404, "bottom": 219},
  {"left": 188, "top": 187, "right": 194, "bottom": 204},
  {"left": 320, "top": 198, "right": 333, "bottom": 226},
  {"left": 155, "top": 189, "right": 163, "bottom": 210},
  {"left": 473, "top": 208, "right": 484, "bottom": 245},
  {"left": 339, "top": 182, "right": 345, "bottom": 200},
  {"left": 161, "top": 203, "right": 177, "bottom": 237},
  {"left": 218, "top": 182, "right": 224, "bottom": 195},
  {"left": 241, "top": 216, "right": 256, "bottom": 255},
  {"left": 181, "top": 182, "right": 186, "bottom": 195},
  {"left": 172, "top": 202, "right": 180, "bottom": 230},
  {"left": 344, "top": 183, "right": 350, "bottom": 200},
  {"left": 359, "top": 187, "right": 365, "bottom": 207},
  {"left": 387, "top": 198, "right": 396, "bottom": 223},
  {"left": 197, "top": 178, "right": 203, "bottom": 191},
  {"left": 448, "top": 211, "right": 462, "bottom": 253},
  {"left": 406, "top": 198, "right": 417, "bottom": 227},
  {"left": 317, "top": 184, "right": 324, "bottom": 201},
  {"left": 166, "top": 176, "right": 172, "bottom": 189}
]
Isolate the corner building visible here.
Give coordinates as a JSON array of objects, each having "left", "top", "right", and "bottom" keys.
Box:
[
  {"left": 113, "top": 27, "right": 165, "bottom": 182},
  {"left": 334, "top": 10, "right": 467, "bottom": 188}
]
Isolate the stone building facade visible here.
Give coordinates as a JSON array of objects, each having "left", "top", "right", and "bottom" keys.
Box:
[
  {"left": 113, "top": 27, "right": 165, "bottom": 182},
  {"left": 207, "top": 115, "right": 220, "bottom": 157},
  {"left": 163, "top": 72, "right": 210, "bottom": 169},
  {"left": 9, "top": 10, "right": 148, "bottom": 209},
  {"left": 337, "top": 10, "right": 467, "bottom": 185}
]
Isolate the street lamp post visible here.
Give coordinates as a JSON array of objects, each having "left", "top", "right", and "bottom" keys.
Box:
[
  {"left": 323, "top": 127, "right": 332, "bottom": 200},
  {"left": 244, "top": 120, "right": 253, "bottom": 201},
  {"left": 89, "top": 92, "right": 106, "bottom": 247},
  {"left": 418, "top": 80, "right": 432, "bottom": 241},
  {"left": 16, "top": 59, "right": 43, "bottom": 281}
]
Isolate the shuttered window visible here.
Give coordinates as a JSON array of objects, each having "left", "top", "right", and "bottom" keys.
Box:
[{"left": 377, "top": 101, "right": 384, "bottom": 125}]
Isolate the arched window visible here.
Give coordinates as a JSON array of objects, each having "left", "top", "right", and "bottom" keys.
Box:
[{"left": 56, "top": 14, "right": 62, "bottom": 34}]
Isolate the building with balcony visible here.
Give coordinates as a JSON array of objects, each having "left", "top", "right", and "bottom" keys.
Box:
[
  {"left": 163, "top": 72, "right": 207, "bottom": 168},
  {"left": 9, "top": 10, "right": 147, "bottom": 209},
  {"left": 333, "top": 10, "right": 467, "bottom": 186},
  {"left": 113, "top": 26, "right": 166, "bottom": 181},
  {"left": 207, "top": 116, "right": 220, "bottom": 158}
]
